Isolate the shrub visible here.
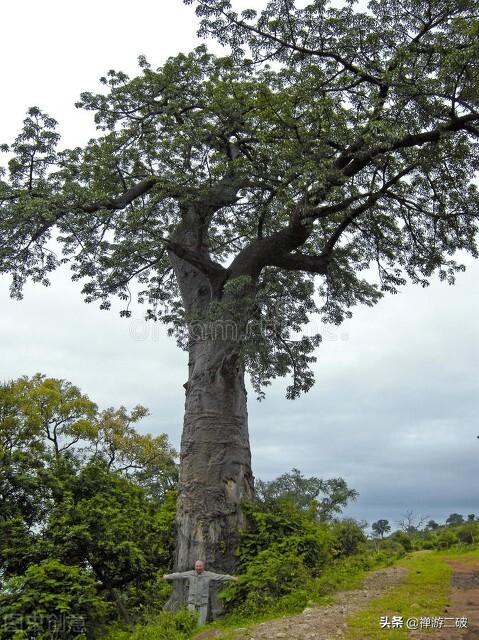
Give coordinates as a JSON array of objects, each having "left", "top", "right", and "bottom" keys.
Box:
[
  {"left": 379, "top": 538, "right": 407, "bottom": 557},
  {"left": 329, "top": 519, "right": 367, "bottom": 556},
  {"left": 0, "top": 559, "right": 110, "bottom": 639},
  {"left": 101, "top": 609, "right": 198, "bottom": 640},
  {"left": 434, "top": 529, "right": 459, "bottom": 549},
  {"left": 221, "top": 549, "right": 310, "bottom": 614},
  {"left": 390, "top": 531, "right": 413, "bottom": 552},
  {"left": 457, "top": 522, "right": 478, "bottom": 545},
  {"left": 236, "top": 500, "right": 333, "bottom": 576}
]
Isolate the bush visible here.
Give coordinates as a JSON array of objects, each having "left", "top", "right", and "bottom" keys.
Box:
[
  {"left": 306, "top": 546, "right": 406, "bottom": 604},
  {"left": 330, "top": 519, "right": 367, "bottom": 556},
  {"left": 221, "top": 549, "right": 310, "bottom": 614},
  {"left": 101, "top": 609, "right": 198, "bottom": 640},
  {"left": 0, "top": 559, "right": 110, "bottom": 640},
  {"left": 379, "top": 538, "right": 407, "bottom": 557},
  {"left": 237, "top": 500, "right": 334, "bottom": 576},
  {"left": 221, "top": 498, "right": 393, "bottom": 619},
  {"left": 389, "top": 531, "right": 413, "bottom": 552},
  {"left": 457, "top": 522, "right": 478, "bottom": 545},
  {"left": 434, "top": 529, "right": 459, "bottom": 549}
]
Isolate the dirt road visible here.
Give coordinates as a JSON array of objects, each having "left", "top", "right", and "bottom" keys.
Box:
[{"left": 409, "top": 558, "right": 479, "bottom": 640}]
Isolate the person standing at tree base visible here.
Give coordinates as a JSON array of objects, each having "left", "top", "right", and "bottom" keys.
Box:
[{"left": 163, "top": 560, "right": 237, "bottom": 625}]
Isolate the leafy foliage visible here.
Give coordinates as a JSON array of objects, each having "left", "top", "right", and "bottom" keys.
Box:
[
  {"left": 0, "top": 559, "right": 109, "bottom": 640},
  {"left": 42, "top": 461, "right": 175, "bottom": 593},
  {"left": 221, "top": 477, "right": 366, "bottom": 615},
  {"left": 0, "top": 375, "right": 178, "bottom": 636},
  {"left": 101, "top": 610, "right": 198, "bottom": 640},
  {"left": 255, "top": 467, "right": 358, "bottom": 520},
  {"left": 3, "top": 0, "right": 479, "bottom": 396}
]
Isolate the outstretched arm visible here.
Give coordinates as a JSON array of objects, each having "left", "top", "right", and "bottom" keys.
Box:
[
  {"left": 163, "top": 572, "right": 189, "bottom": 580},
  {"left": 209, "top": 572, "right": 239, "bottom": 582}
]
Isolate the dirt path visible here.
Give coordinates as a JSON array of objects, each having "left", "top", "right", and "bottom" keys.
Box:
[
  {"left": 194, "top": 565, "right": 408, "bottom": 640},
  {"left": 409, "top": 558, "right": 479, "bottom": 640}
]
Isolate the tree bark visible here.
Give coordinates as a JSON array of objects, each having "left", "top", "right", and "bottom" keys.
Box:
[
  {"left": 176, "top": 328, "right": 255, "bottom": 571},
  {"left": 165, "top": 207, "right": 255, "bottom": 616}
]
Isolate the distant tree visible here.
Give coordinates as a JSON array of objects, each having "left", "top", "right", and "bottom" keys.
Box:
[
  {"left": 371, "top": 519, "right": 391, "bottom": 539},
  {"left": 255, "top": 467, "right": 358, "bottom": 520},
  {"left": 398, "top": 510, "right": 428, "bottom": 534},
  {"left": 446, "top": 513, "right": 464, "bottom": 526},
  {"left": 467, "top": 514, "right": 475, "bottom": 521},
  {"left": 425, "top": 519, "right": 440, "bottom": 530}
]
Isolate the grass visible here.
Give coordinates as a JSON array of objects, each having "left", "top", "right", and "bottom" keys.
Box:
[{"left": 345, "top": 547, "right": 479, "bottom": 640}]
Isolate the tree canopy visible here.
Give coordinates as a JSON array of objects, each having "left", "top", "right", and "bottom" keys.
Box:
[
  {"left": 371, "top": 519, "right": 391, "bottom": 538},
  {"left": 1, "top": 0, "right": 478, "bottom": 398},
  {"left": 0, "top": 374, "right": 178, "bottom": 636},
  {"left": 255, "top": 467, "right": 358, "bottom": 520}
]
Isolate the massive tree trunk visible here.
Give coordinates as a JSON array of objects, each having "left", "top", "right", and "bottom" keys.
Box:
[
  {"left": 176, "top": 328, "right": 255, "bottom": 572},
  {"left": 165, "top": 206, "right": 255, "bottom": 616}
]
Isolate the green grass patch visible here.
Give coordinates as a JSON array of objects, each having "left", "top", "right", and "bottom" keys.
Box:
[{"left": 344, "top": 548, "right": 479, "bottom": 640}]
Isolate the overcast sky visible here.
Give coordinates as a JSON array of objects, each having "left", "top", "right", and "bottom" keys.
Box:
[{"left": 1, "top": 1, "right": 478, "bottom": 529}]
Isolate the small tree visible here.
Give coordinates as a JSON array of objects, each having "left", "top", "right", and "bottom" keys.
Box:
[
  {"left": 0, "top": 559, "right": 109, "bottom": 640},
  {"left": 255, "top": 467, "right": 358, "bottom": 520},
  {"left": 0, "top": 374, "right": 178, "bottom": 626},
  {"left": 446, "top": 513, "right": 464, "bottom": 526},
  {"left": 42, "top": 460, "right": 176, "bottom": 623},
  {"left": 371, "top": 519, "right": 391, "bottom": 539}
]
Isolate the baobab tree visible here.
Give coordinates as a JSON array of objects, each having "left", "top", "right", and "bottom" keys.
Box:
[{"left": 1, "top": 0, "right": 479, "bottom": 585}]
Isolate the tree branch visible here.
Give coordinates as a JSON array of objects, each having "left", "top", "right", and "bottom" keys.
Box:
[
  {"left": 166, "top": 239, "right": 227, "bottom": 282},
  {"left": 268, "top": 251, "right": 329, "bottom": 274},
  {"left": 211, "top": 7, "right": 383, "bottom": 87},
  {"left": 81, "top": 177, "right": 159, "bottom": 213},
  {"left": 341, "top": 114, "right": 478, "bottom": 178},
  {"left": 268, "top": 164, "right": 416, "bottom": 274}
]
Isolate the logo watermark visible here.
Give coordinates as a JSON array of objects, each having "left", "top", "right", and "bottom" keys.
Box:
[
  {"left": 3, "top": 613, "right": 86, "bottom": 636},
  {"left": 128, "top": 318, "right": 349, "bottom": 344},
  {"left": 379, "top": 615, "right": 468, "bottom": 630}
]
